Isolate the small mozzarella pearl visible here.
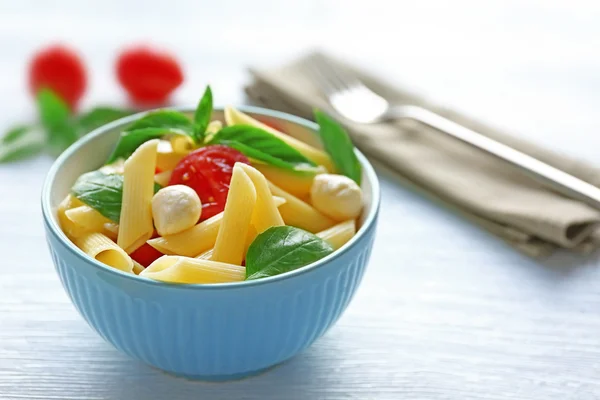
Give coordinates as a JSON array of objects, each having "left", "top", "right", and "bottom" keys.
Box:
[
  {"left": 310, "top": 174, "right": 363, "bottom": 221},
  {"left": 152, "top": 185, "right": 202, "bottom": 236}
]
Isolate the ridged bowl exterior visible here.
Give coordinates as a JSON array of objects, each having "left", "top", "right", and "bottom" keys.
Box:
[
  {"left": 45, "top": 217, "right": 376, "bottom": 379},
  {"left": 42, "top": 106, "right": 380, "bottom": 380}
]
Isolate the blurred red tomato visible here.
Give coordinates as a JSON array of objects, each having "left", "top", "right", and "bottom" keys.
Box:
[
  {"left": 28, "top": 45, "right": 87, "bottom": 110},
  {"left": 116, "top": 46, "right": 184, "bottom": 106}
]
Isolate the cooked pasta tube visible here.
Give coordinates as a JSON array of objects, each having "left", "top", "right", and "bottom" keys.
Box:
[
  {"left": 224, "top": 106, "right": 335, "bottom": 172},
  {"left": 169, "top": 135, "right": 195, "bottom": 153},
  {"left": 118, "top": 139, "right": 158, "bottom": 254},
  {"left": 195, "top": 226, "right": 258, "bottom": 261},
  {"left": 195, "top": 248, "right": 214, "bottom": 260},
  {"left": 254, "top": 163, "right": 321, "bottom": 198},
  {"left": 140, "top": 256, "right": 245, "bottom": 284},
  {"left": 102, "top": 222, "right": 119, "bottom": 241},
  {"left": 154, "top": 169, "right": 172, "bottom": 187},
  {"left": 244, "top": 225, "right": 258, "bottom": 255},
  {"left": 132, "top": 260, "right": 145, "bottom": 275},
  {"left": 147, "top": 195, "right": 287, "bottom": 257},
  {"left": 57, "top": 195, "right": 87, "bottom": 239},
  {"left": 212, "top": 165, "right": 257, "bottom": 265},
  {"left": 147, "top": 212, "right": 223, "bottom": 257},
  {"left": 156, "top": 140, "right": 188, "bottom": 171},
  {"left": 238, "top": 163, "right": 284, "bottom": 233},
  {"left": 268, "top": 181, "right": 335, "bottom": 233},
  {"left": 316, "top": 220, "right": 356, "bottom": 250},
  {"left": 65, "top": 205, "right": 113, "bottom": 234},
  {"left": 75, "top": 232, "right": 133, "bottom": 273}
]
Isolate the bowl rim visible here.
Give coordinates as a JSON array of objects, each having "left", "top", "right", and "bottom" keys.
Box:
[{"left": 41, "top": 105, "right": 380, "bottom": 290}]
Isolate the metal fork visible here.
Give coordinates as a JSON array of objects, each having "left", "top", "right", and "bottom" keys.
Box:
[{"left": 305, "top": 56, "right": 600, "bottom": 210}]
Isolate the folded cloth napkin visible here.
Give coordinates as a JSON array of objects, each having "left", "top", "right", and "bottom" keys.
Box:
[{"left": 245, "top": 51, "right": 600, "bottom": 257}]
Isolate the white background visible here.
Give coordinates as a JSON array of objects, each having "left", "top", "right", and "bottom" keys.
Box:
[{"left": 1, "top": 1, "right": 600, "bottom": 399}]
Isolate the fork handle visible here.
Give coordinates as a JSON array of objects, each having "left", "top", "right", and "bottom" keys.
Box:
[{"left": 386, "top": 105, "right": 600, "bottom": 210}]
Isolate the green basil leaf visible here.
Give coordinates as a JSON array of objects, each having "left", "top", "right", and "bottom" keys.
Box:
[
  {"left": 71, "top": 170, "right": 161, "bottom": 222},
  {"left": 36, "top": 89, "right": 78, "bottom": 155},
  {"left": 209, "top": 125, "right": 316, "bottom": 170},
  {"left": 245, "top": 226, "right": 334, "bottom": 280},
  {"left": 37, "top": 88, "right": 70, "bottom": 130},
  {"left": 2, "top": 125, "right": 32, "bottom": 144},
  {"left": 214, "top": 140, "right": 306, "bottom": 172},
  {"left": 47, "top": 122, "right": 78, "bottom": 156},
  {"left": 314, "top": 110, "right": 361, "bottom": 184},
  {"left": 106, "top": 127, "right": 181, "bottom": 164},
  {"left": 193, "top": 85, "right": 213, "bottom": 143},
  {"left": 0, "top": 126, "right": 45, "bottom": 163},
  {"left": 75, "top": 107, "right": 133, "bottom": 136},
  {"left": 71, "top": 171, "right": 125, "bottom": 222},
  {"left": 126, "top": 110, "right": 193, "bottom": 134}
]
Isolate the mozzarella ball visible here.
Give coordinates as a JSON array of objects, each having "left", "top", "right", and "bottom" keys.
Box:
[
  {"left": 152, "top": 185, "right": 202, "bottom": 236},
  {"left": 310, "top": 174, "right": 363, "bottom": 221}
]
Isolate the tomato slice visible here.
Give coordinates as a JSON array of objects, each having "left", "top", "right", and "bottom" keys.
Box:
[
  {"left": 168, "top": 145, "right": 250, "bottom": 220},
  {"left": 130, "top": 243, "right": 163, "bottom": 267}
]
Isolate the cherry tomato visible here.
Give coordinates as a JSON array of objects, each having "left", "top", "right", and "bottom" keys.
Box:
[
  {"left": 168, "top": 145, "right": 250, "bottom": 220},
  {"left": 116, "top": 46, "right": 184, "bottom": 106},
  {"left": 130, "top": 243, "right": 163, "bottom": 268},
  {"left": 28, "top": 45, "right": 87, "bottom": 110}
]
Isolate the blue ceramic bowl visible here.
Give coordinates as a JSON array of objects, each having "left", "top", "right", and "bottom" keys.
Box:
[{"left": 41, "top": 106, "right": 380, "bottom": 380}]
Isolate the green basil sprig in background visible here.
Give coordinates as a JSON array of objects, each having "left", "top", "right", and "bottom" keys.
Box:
[
  {"left": 71, "top": 170, "right": 161, "bottom": 222},
  {"left": 0, "top": 88, "right": 133, "bottom": 163},
  {"left": 245, "top": 226, "right": 334, "bottom": 280},
  {"left": 0, "top": 125, "right": 45, "bottom": 163}
]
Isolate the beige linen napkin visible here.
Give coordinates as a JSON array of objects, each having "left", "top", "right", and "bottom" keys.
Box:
[{"left": 245, "top": 52, "right": 600, "bottom": 257}]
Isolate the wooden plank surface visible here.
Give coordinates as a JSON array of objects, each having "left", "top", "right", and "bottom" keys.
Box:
[{"left": 1, "top": 1, "right": 600, "bottom": 399}]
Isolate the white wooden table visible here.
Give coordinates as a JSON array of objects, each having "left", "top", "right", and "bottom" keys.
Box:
[{"left": 2, "top": 1, "right": 600, "bottom": 399}]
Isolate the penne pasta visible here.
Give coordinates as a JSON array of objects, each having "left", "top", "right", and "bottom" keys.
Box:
[
  {"left": 195, "top": 248, "right": 214, "bottom": 260},
  {"left": 244, "top": 225, "right": 258, "bottom": 255},
  {"left": 238, "top": 163, "right": 284, "bottom": 233},
  {"left": 57, "top": 195, "right": 87, "bottom": 239},
  {"left": 75, "top": 232, "right": 133, "bottom": 273},
  {"left": 154, "top": 169, "right": 173, "bottom": 187},
  {"left": 140, "top": 255, "right": 245, "bottom": 284},
  {"left": 132, "top": 260, "right": 145, "bottom": 275},
  {"left": 212, "top": 165, "right": 257, "bottom": 265},
  {"left": 118, "top": 139, "right": 158, "bottom": 254},
  {"left": 206, "top": 120, "right": 222, "bottom": 134},
  {"left": 272, "top": 196, "right": 286, "bottom": 207},
  {"left": 147, "top": 212, "right": 223, "bottom": 257},
  {"left": 195, "top": 226, "right": 258, "bottom": 261},
  {"left": 62, "top": 193, "right": 84, "bottom": 209},
  {"left": 147, "top": 195, "right": 287, "bottom": 257},
  {"left": 169, "top": 135, "right": 195, "bottom": 153},
  {"left": 254, "top": 163, "right": 322, "bottom": 198},
  {"left": 316, "top": 220, "right": 356, "bottom": 250},
  {"left": 156, "top": 140, "right": 188, "bottom": 171},
  {"left": 268, "top": 181, "right": 336, "bottom": 233},
  {"left": 102, "top": 222, "right": 119, "bottom": 241},
  {"left": 224, "top": 106, "right": 335, "bottom": 172},
  {"left": 65, "top": 205, "right": 113, "bottom": 234}
]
